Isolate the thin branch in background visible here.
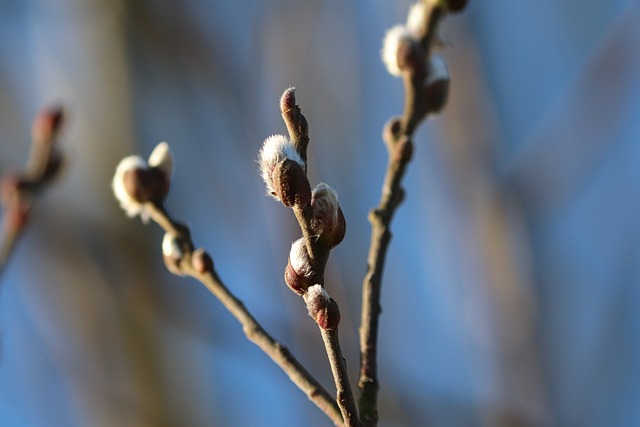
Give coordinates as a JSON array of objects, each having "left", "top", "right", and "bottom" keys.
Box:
[
  {"left": 111, "top": 143, "right": 344, "bottom": 426},
  {"left": 0, "top": 106, "right": 65, "bottom": 276},
  {"left": 259, "top": 88, "right": 360, "bottom": 427},
  {"left": 358, "top": 1, "right": 468, "bottom": 425}
]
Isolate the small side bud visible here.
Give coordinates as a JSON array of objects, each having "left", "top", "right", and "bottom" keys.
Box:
[
  {"left": 310, "top": 183, "right": 345, "bottom": 248},
  {"left": 32, "top": 105, "right": 64, "bottom": 144},
  {"left": 303, "top": 285, "right": 340, "bottom": 330},
  {"left": 423, "top": 55, "right": 450, "bottom": 113},
  {"left": 272, "top": 159, "right": 311, "bottom": 207},
  {"left": 192, "top": 248, "right": 214, "bottom": 274},
  {"left": 285, "top": 238, "right": 313, "bottom": 294},
  {"left": 162, "top": 232, "right": 185, "bottom": 275},
  {"left": 381, "top": 25, "right": 417, "bottom": 77},
  {"left": 383, "top": 117, "right": 403, "bottom": 145}
]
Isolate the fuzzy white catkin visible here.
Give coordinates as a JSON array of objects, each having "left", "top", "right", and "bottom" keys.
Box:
[
  {"left": 381, "top": 25, "right": 414, "bottom": 77},
  {"left": 290, "top": 238, "right": 313, "bottom": 277},
  {"left": 162, "top": 232, "right": 183, "bottom": 259},
  {"left": 303, "top": 284, "right": 330, "bottom": 313},
  {"left": 311, "top": 183, "right": 339, "bottom": 235},
  {"left": 258, "top": 134, "right": 304, "bottom": 196},
  {"left": 406, "top": 1, "right": 429, "bottom": 35},
  {"left": 112, "top": 155, "right": 147, "bottom": 219},
  {"left": 148, "top": 141, "right": 173, "bottom": 180}
]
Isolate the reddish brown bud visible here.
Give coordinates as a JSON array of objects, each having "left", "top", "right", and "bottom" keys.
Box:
[
  {"left": 280, "top": 87, "right": 296, "bottom": 113},
  {"left": 396, "top": 38, "right": 425, "bottom": 76},
  {"left": 423, "top": 56, "right": 450, "bottom": 114},
  {"left": 284, "top": 260, "right": 308, "bottom": 295},
  {"left": 273, "top": 159, "right": 311, "bottom": 207},
  {"left": 303, "top": 285, "right": 340, "bottom": 330},
  {"left": 330, "top": 207, "right": 346, "bottom": 248},
  {"left": 123, "top": 168, "right": 167, "bottom": 204},
  {"left": 192, "top": 248, "right": 214, "bottom": 274},
  {"left": 32, "top": 105, "right": 64, "bottom": 144},
  {"left": 383, "top": 117, "right": 403, "bottom": 145},
  {"left": 315, "top": 298, "right": 341, "bottom": 330},
  {"left": 285, "top": 238, "right": 313, "bottom": 294}
]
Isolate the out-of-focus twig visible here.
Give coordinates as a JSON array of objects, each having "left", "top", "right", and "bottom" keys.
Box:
[
  {"left": 358, "top": 1, "right": 468, "bottom": 425},
  {"left": 0, "top": 106, "right": 65, "bottom": 276}
]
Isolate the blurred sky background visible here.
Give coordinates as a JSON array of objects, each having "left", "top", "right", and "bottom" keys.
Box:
[{"left": 0, "top": 0, "right": 639, "bottom": 426}]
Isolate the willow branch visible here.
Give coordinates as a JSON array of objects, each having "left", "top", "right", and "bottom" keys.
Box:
[
  {"left": 358, "top": 2, "right": 466, "bottom": 425},
  {"left": 0, "top": 106, "right": 65, "bottom": 277},
  {"left": 145, "top": 203, "right": 344, "bottom": 426},
  {"left": 321, "top": 328, "right": 360, "bottom": 427}
]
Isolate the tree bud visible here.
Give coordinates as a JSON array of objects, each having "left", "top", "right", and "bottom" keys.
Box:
[
  {"left": 272, "top": 159, "right": 311, "bottom": 207},
  {"left": 381, "top": 25, "right": 417, "bottom": 77},
  {"left": 423, "top": 55, "right": 450, "bottom": 113},
  {"left": 192, "top": 248, "right": 214, "bottom": 274},
  {"left": 310, "top": 183, "right": 345, "bottom": 248},
  {"left": 258, "top": 134, "right": 305, "bottom": 200},
  {"left": 285, "top": 238, "right": 313, "bottom": 294},
  {"left": 303, "top": 285, "right": 340, "bottom": 330}
]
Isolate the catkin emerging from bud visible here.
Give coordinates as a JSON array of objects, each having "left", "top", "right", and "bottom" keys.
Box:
[
  {"left": 284, "top": 238, "right": 313, "bottom": 294},
  {"left": 112, "top": 142, "right": 175, "bottom": 222},
  {"left": 258, "top": 134, "right": 309, "bottom": 206},
  {"left": 310, "top": 183, "right": 346, "bottom": 248},
  {"left": 303, "top": 285, "right": 341, "bottom": 330},
  {"left": 381, "top": 25, "right": 417, "bottom": 77}
]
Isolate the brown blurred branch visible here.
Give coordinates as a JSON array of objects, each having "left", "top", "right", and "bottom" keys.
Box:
[
  {"left": 0, "top": 106, "right": 65, "bottom": 277},
  {"left": 358, "top": 2, "right": 466, "bottom": 425}
]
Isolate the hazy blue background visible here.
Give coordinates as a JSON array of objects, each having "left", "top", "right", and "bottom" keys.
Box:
[{"left": 0, "top": 0, "right": 638, "bottom": 426}]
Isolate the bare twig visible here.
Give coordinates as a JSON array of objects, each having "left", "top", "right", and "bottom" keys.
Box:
[
  {"left": 321, "top": 328, "right": 360, "bottom": 427},
  {"left": 0, "top": 106, "right": 65, "bottom": 276},
  {"left": 358, "top": 2, "right": 467, "bottom": 425}
]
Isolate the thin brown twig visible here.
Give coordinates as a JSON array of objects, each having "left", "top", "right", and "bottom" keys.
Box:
[
  {"left": 321, "top": 328, "right": 360, "bottom": 427},
  {"left": 357, "top": 2, "right": 462, "bottom": 425},
  {"left": 0, "top": 106, "right": 65, "bottom": 277},
  {"left": 291, "top": 205, "right": 360, "bottom": 427},
  {"left": 280, "top": 89, "right": 360, "bottom": 426},
  {"left": 144, "top": 202, "right": 344, "bottom": 426}
]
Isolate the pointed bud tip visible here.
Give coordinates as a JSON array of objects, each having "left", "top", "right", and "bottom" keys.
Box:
[{"left": 280, "top": 87, "right": 297, "bottom": 112}]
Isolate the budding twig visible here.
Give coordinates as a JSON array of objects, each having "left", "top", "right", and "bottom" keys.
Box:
[
  {"left": 113, "top": 143, "right": 343, "bottom": 426},
  {"left": 0, "top": 106, "right": 65, "bottom": 277},
  {"left": 262, "top": 89, "right": 360, "bottom": 426},
  {"left": 359, "top": 1, "right": 467, "bottom": 425}
]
